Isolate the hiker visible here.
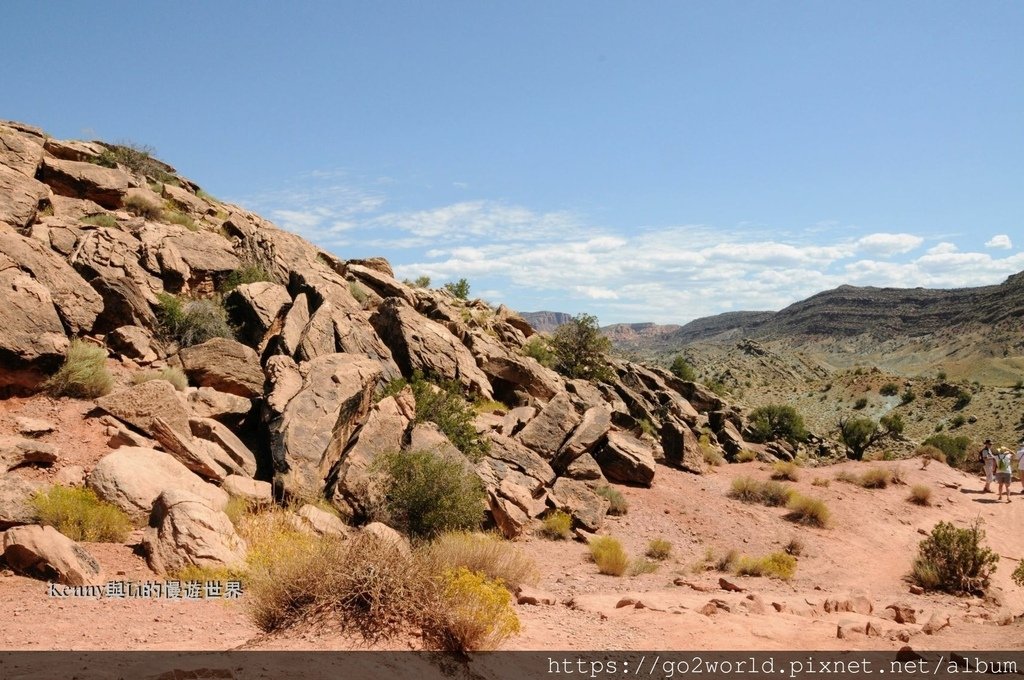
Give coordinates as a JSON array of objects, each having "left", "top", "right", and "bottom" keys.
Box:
[
  {"left": 980, "top": 439, "right": 995, "bottom": 493},
  {"left": 996, "top": 447, "right": 1014, "bottom": 502},
  {"left": 1017, "top": 440, "right": 1024, "bottom": 495}
]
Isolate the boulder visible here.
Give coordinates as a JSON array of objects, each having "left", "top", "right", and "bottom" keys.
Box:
[
  {"left": 187, "top": 387, "right": 252, "bottom": 424},
  {"left": 2, "top": 525, "right": 103, "bottom": 586},
  {"left": 594, "top": 431, "right": 657, "bottom": 486},
  {"left": 0, "top": 436, "right": 58, "bottom": 472},
  {"left": 160, "top": 183, "right": 207, "bottom": 214},
  {"left": 88, "top": 274, "right": 158, "bottom": 334},
  {"left": 96, "top": 379, "right": 191, "bottom": 439},
  {"left": 345, "top": 263, "right": 415, "bottom": 304},
  {"left": 296, "top": 300, "right": 336, "bottom": 361},
  {"left": 107, "top": 325, "right": 158, "bottom": 362},
  {"left": 370, "top": 297, "right": 492, "bottom": 398},
  {"left": 331, "top": 308, "right": 401, "bottom": 379},
  {"left": 269, "top": 353, "right": 383, "bottom": 498},
  {"left": 499, "top": 406, "right": 536, "bottom": 437},
  {"left": 179, "top": 337, "right": 265, "bottom": 398},
  {"left": 326, "top": 394, "right": 411, "bottom": 521},
  {"left": 189, "top": 417, "right": 258, "bottom": 477},
  {"left": 277, "top": 292, "right": 310, "bottom": 357},
  {"left": 141, "top": 489, "right": 247, "bottom": 575},
  {"left": 224, "top": 281, "right": 291, "bottom": 346},
  {"left": 660, "top": 419, "right": 706, "bottom": 474},
  {"left": 87, "top": 446, "right": 228, "bottom": 518},
  {"left": 149, "top": 417, "right": 227, "bottom": 482},
  {"left": 1, "top": 123, "right": 45, "bottom": 176},
  {"left": 564, "top": 452, "right": 606, "bottom": 481},
  {"left": 221, "top": 475, "right": 272, "bottom": 505},
  {"left": 549, "top": 478, "right": 610, "bottom": 532},
  {"left": 0, "top": 265, "right": 69, "bottom": 388},
  {"left": 263, "top": 355, "right": 303, "bottom": 419},
  {"left": 295, "top": 504, "right": 350, "bottom": 538},
  {"left": 15, "top": 417, "right": 56, "bottom": 437},
  {"left": 516, "top": 393, "right": 581, "bottom": 458},
  {"left": 552, "top": 404, "right": 612, "bottom": 472},
  {"left": 516, "top": 585, "right": 558, "bottom": 606},
  {"left": 0, "top": 231, "right": 103, "bottom": 335},
  {"left": 361, "top": 521, "right": 411, "bottom": 555},
  {"left": 0, "top": 164, "right": 49, "bottom": 231},
  {"left": 0, "top": 475, "right": 42, "bottom": 528},
  {"left": 42, "top": 138, "right": 106, "bottom": 164},
  {"left": 479, "top": 353, "right": 562, "bottom": 401},
  {"left": 38, "top": 156, "right": 134, "bottom": 209},
  {"left": 54, "top": 465, "right": 86, "bottom": 487}
]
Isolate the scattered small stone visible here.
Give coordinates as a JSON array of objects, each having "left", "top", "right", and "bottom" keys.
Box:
[
  {"left": 15, "top": 417, "right": 55, "bottom": 437},
  {"left": 909, "top": 585, "right": 925, "bottom": 595},
  {"left": 719, "top": 577, "right": 745, "bottom": 592}
]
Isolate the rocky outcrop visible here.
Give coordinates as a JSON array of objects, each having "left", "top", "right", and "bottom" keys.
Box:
[
  {"left": 516, "top": 393, "right": 580, "bottom": 457},
  {"left": 37, "top": 156, "right": 134, "bottom": 209},
  {"left": 225, "top": 281, "right": 291, "bottom": 346},
  {"left": 594, "top": 431, "right": 657, "bottom": 486},
  {"left": 0, "top": 263, "right": 69, "bottom": 388},
  {"left": 2, "top": 525, "right": 104, "bottom": 586},
  {"left": 96, "top": 379, "right": 191, "bottom": 439},
  {"left": 179, "top": 338, "right": 265, "bottom": 398},
  {"left": 0, "top": 436, "right": 58, "bottom": 472},
  {"left": 0, "top": 475, "right": 42, "bottom": 528},
  {"left": 141, "top": 489, "right": 247, "bottom": 574}
]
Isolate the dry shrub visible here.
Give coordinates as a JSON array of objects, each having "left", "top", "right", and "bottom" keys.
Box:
[
  {"left": 859, "top": 467, "right": 894, "bottom": 488},
  {"left": 645, "top": 538, "right": 672, "bottom": 561},
  {"left": 715, "top": 548, "right": 740, "bottom": 572},
  {"left": 834, "top": 469, "right": 859, "bottom": 484},
  {"left": 785, "top": 494, "right": 830, "bottom": 528},
  {"left": 123, "top": 194, "right": 163, "bottom": 220},
  {"left": 704, "top": 447, "right": 726, "bottom": 466},
  {"left": 727, "top": 477, "right": 794, "bottom": 507},
  {"left": 735, "top": 449, "right": 758, "bottom": 463},
  {"left": 760, "top": 480, "right": 796, "bottom": 506},
  {"left": 589, "top": 536, "right": 629, "bottom": 576},
  {"left": 908, "top": 484, "right": 932, "bottom": 506},
  {"left": 540, "top": 510, "right": 572, "bottom": 540},
  {"left": 45, "top": 340, "right": 113, "bottom": 398},
  {"left": 629, "top": 557, "right": 659, "bottom": 576},
  {"left": 735, "top": 552, "right": 797, "bottom": 580},
  {"left": 811, "top": 477, "right": 831, "bottom": 488},
  {"left": 595, "top": 485, "right": 628, "bottom": 515},
  {"left": 31, "top": 486, "right": 131, "bottom": 542},
  {"left": 771, "top": 461, "right": 801, "bottom": 481},
  {"left": 131, "top": 367, "right": 188, "bottom": 391},
  {"left": 916, "top": 445, "right": 947, "bottom": 465},
  {"left": 784, "top": 536, "right": 804, "bottom": 556},
  {"left": 421, "top": 567, "right": 521, "bottom": 652},
  {"left": 418, "top": 531, "right": 538, "bottom": 590},
  {"left": 911, "top": 520, "right": 998, "bottom": 594}
]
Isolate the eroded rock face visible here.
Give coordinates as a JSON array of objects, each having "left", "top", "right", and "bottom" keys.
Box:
[
  {"left": 96, "top": 379, "right": 191, "bottom": 439},
  {"left": 141, "top": 489, "right": 247, "bottom": 575},
  {"left": 0, "top": 475, "right": 42, "bottom": 528},
  {"left": 549, "top": 478, "right": 610, "bottom": 532},
  {"left": 38, "top": 156, "right": 134, "bottom": 209},
  {"left": 179, "top": 338, "right": 265, "bottom": 398},
  {"left": 516, "top": 393, "right": 581, "bottom": 458},
  {"left": 0, "top": 165, "right": 49, "bottom": 231},
  {"left": 0, "top": 264, "right": 69, "bottom": 388},
  {"left": 2, "top": 525, "right": 104, "bottom": 586},
  {"left": 87, "top": 446, "right": 228, "bottom": 518},
  {"left": 225, "top": 281, "right": 291, "bottom": 346},
  {"left": 370, "top": 297, "right": 492, "bottom": 398},
  {"left": 268, "top": 354, "right": 384, "bottom": 499},
  {"left": 660, "top": 419, "right": 706, "bottom": 474},
  {"left": 187, "top": 387, "right": 252, "bottom": 424},
  {"left": 594, "top": 431, "right": 657, "bottom": 487}
]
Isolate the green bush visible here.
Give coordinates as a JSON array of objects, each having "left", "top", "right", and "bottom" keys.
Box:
[
  {"left": 735, "top": 552, "right": 796, "bottom": 580},
  {"left": 44, "top": 340, "right": 114, "bottom": 398},
  {"left": 911, "top": 520, "right": 998, "bottom": 594},
  {"left": 155, "top": 293, "right": 234, "bottom": 347},
  {"left": 443, "top": 278, "right": 471, "bottom": 300},
  {"left": 95, "top": 142, "right": 175, "bottom": 183},
  {"left": 80, "top": 213, "right": 118, "bottom": 228},
  {"left": 380, "top": 371, "right": 489, "bottom": 461},
  {"left": 521, "top": 336, "right": 556, "bottom": 368},
  {"left": 549, "top": 313, "right": 613, "bottom": 383},
  {"left": 422, "top": 567, "right": 521, "bottom": 652},
  {"left": 953, "top": 390, "right": 972, "bottom": 410},
  {"left": 950, "top": 414, "right": 966, "bottom": 428},
  {"left": 838, "top": 414, "right": 903, "bottom": 460},
  {"left": 589, "top": 536, "right": 629, "bottom": 576},
  {"left": 785, "top": 494, "right": 830, "bottom": 527},
  {"left": 669, "top": 356, "right": 696, "bottom": 382},
  {"left": 131, "top": 367, "right": 188, "bottom": 391},
  {"left": 922, "top": 434, "right": 971, "bottom": 468},
  {"left": 375, "top": 450, "right": 485, "bottom": 540},
  {"left": 901, "top": 390, "right": 916, "bottom": 405},
  {"left": 645, "top": 538, "right": 672, "bottom": 561},
  {"left": 540, "top": 510, "right": 573, "bottom": 540},
  {"left": 595, "top": 485, "right": 628, "bottom": 515},
  {"left": 31, "top": 486, "right": 131, "bottom": 542},
  {"left": 219, "top": 263, "right": 273, "bottom": 293},
  {"left": 880, "top": 382, "right": 900, "bottom": 396},
  {"left": 1012, "top": 560, "right": 1024, "bottom": 587},
  {"left": 747, "top": 404, "right": 808, "bottom": 445},
  {"left": 853, "top": 397, "right": 868, "bottom": 410}
]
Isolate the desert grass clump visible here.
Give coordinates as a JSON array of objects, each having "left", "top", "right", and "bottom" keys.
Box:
[
  {"left": 911, "top": 520, "right": 998, "bottom": 594},
  {"left": 155, "top": 293, "right": 234, "bottom": 347},
  {"left": 44, "top": 340, "right": 114, "bottom": 398},
  {"left": 908, "top": 484, "right": 932, "bottom": 506},
  {"left": 540, "top": 510, "right": 573, "bottom": 540},
  {"left": 131, "top": 366, "right": 188, "bottom": 391},
  {"left": 734, "top": 449, "right": 758, "bottom": 463},
  {"left": 219, "top": 262, "right": 274, "bottom": 293},
  {"left": 784, "top": 494, "right": 830, "bottom": 528},
  {"left": 80, "top": 213, "right": 118, "bottom": 228},
  {"left": 595, "top": 485, "right": 628, "bottom": 515},
  {"left": 375, "top": 449, "right": 485, "bottom": 540},
  {"left": 421, "top": 567, "right": 521, "bottom": 652},
  {"left": 472, "top": 398, "right": 509, "bottom": 415},
  {"left": 859, "top": 467, "right": 894, "bottom": 489},
  {"left": 165, "top": 208, "right": 197, "bottom": 231},
  {"left": 728, "top": 477, "right": 795, "bottom": 506},
  {"left": 645, "top": 538, "right": 672, "bottom": 561},
  {"left": 770, "top": 461, "right": 800, "bottom": 481},
  {"left": 418, "top": 531, "right": 538, "bottom": 590},
  {"left": 589, "top": 536, "right": 629, "bottom": 576},
  {"left": 704, "top": 447, "right": 726, "bottom": 466},
  {"left": 735, "top": 552, "right": 797, "bottom": 580},
  {"left": 123, "top": 194, "right": 163, "bottom": 220},
  {"left": 629, "top": 557, "right": 659, "bottom": 576},
  {"left": 916, "top": 445, "right": 947, "bottom": 465},
  {"left": 31, "top": 486, "right": 131, "bottom": 542},
  {"left": 715, "top": 548, "right": 741, "bottom": 572},
  {"left": 811, "top": 477, "right": 831, "bottom": 488},
  {"left": 834, "top": 469, "right": 859, "bottom": 484},
  {"left": 784, "top": 537, "right": 804, "bottom": 556}
]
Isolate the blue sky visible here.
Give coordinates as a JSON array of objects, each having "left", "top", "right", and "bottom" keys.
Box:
[{"left": 4, "top": 1, "right": 1022, "bottom": 324}]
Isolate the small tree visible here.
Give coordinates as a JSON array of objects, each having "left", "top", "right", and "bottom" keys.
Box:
[
  {"left": 838, "top": 413, "right": 904, "bottom": 460},
  {"left": 549, "top": 313, "right": 613, "bottom": 383},
  {"left": 669, "top": 356, "right": 696, "bottom": 382},
  {"left": 923, "top": 433, "right": 971, "bottom": 468},
  {"left": 443, "top": 278, "right": 471, "bottom": 300},
  {"left": 912, "top": 520, "right": 998, "bottom": 594},
  {"left": 747, "top": 405, "right": 808, "bottom": 445}
]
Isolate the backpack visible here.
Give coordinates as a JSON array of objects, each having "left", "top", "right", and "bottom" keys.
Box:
[{"left": 980, "top": 447, "right": 988, "bottom": 464}]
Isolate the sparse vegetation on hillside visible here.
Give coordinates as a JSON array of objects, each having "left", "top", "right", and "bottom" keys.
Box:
[
  {"left": 219, "top": 262, "right": 273, "bottom": 293},
  {"left": 911, "top": 520, "right": 998, "bottom": 595},
  {"left": 131, "top": 367, "right": 188, "bottom": 391},
  {"left": 540, "top": 510, "right": 572, "bottom": 540},
  {"left": 44, "top": 340, "right": 114, "bottom": 398},
  {"left": 443, "top": 278, "right": 471, "bottom": 300},
  {"left": 880, "top": 382, "right": 899, "bottom": 396},
  {"left": 735, "top": 552, "right": 796, "bottom": 580},
  {"left": 589, "top": 536, "right": 629, "bottom": 576},
  {"left": 669, "top": 355, "right": 697, "bottom": 382},
  {"left": 155, "top": 292, "right": 234, "bottom": 347},
  {"left": 95, "top": 142, "right": 176, "bottom": 183},
  {"left": 747, "top": 404, "right": 808, "bottom": 445},
  {"left": 838, "top": 413, "right": 904, "bottom": 460},
  {"left": 549, "top": 313, "right": 614, "bottom": 383},
  {"left": 31, "top": 486, "right": 132, "bottom": 542},
  {"left": 374, "top": 450, "right": 485, "bottom": 540},
  {"left": 80, "top": 213, "right": 118, "bottom": 228},
  {"left": 521, "top": 335, "right": 556, "bottom": 368}
]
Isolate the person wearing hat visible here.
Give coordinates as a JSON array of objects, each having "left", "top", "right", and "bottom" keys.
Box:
[
  {"left": 1016, "top": 440, "right": 1024, "bottom": 495},
  {"left": 996, "top": 447, "right": 1014, "bottom": 502},
  {"left": 980, "top": 439, "right": 995, "bottom": 493}
]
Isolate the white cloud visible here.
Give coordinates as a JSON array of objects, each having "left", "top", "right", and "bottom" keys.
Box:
[
  {"left": 985, "top": 234, "right": 1013, "bottom": 249},
  {"left": 927, "top": 242, "right": 959, "bottom": 255},
  {"left": 855, "top": 232, "right": 924, "bottom": 256}
]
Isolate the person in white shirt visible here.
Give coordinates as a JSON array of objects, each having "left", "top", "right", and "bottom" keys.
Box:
[{"left": 1016, "top": 441, "right": 1024, "bottom": 495}]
